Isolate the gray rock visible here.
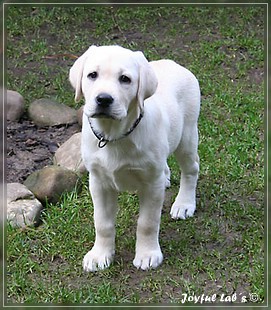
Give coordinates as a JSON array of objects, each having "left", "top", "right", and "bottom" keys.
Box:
[
  {"left": 77, "top": 106, "right": 84, "bottom": 127},
  {"left": 7, "top": 183, "right": 43, "bottom": 227},
  {"left": 28, "top": 98, "right": 77, "bottom": 127},
  {"left": 7, "top": 90, "right": 25, "bottom": 121},
  {"left": 54, "top": 132, "right": 86, "bottom": 175},
  {"left": 24, "top": 165, "right": 81, "bottom": 204}
]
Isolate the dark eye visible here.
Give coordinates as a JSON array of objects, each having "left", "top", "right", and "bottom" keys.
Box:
[
  {"left": 88, "top": 72, "right": 98, "bottom": 79},
  {"left": 119, "top": 75, "right": 131, "bottom": 84}
]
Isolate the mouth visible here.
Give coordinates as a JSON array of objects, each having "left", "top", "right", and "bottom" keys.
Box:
[{"left": 90, "top": 112, "right": 119, "bottom": 120}]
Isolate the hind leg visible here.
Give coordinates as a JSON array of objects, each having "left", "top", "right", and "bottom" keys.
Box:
[{"left": 170, "top": 124, "right": 199, "bottom": 219}]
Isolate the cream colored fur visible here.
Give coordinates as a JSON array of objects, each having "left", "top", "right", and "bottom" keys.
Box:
[{"left": 69, "top": 45, "right": 200, "bottom": 271}]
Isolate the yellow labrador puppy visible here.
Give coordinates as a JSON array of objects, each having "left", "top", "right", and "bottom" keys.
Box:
[{"left": 69, "top": 45, "right": 200, "bottom": 271}]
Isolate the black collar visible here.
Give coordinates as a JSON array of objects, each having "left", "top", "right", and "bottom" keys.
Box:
[{"left": 85, "top": 112, "right": 144, "bottom": 148}]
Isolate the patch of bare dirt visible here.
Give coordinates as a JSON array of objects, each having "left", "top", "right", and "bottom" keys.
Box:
[{"left": 6, "top": 116, "right": 80, "bottom": 183}]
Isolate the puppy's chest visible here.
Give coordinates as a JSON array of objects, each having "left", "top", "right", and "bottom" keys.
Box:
[
  {"left": 91, "top": 159, "right": 154, "bottom": 192},
  {"left": 113, "top": 165, "right": 149, "bottom": 191}
]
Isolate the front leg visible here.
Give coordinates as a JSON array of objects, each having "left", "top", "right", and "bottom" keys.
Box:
[
  {"left": 133, "top": 182, "right": 165, "bottom": 270},
  {"left": 83, "top": 176, "right": 118, "bottom": 272}
]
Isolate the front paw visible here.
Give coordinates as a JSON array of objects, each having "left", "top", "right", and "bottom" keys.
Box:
[
  {"left": 83, "top": 247, "right": 114, "bottom": 272},
  {"left": 133, "top": 249, "right": 163, "bottom": 270},
  {"left": 170, "top": 203, "right": 196, "bottom": 219}
]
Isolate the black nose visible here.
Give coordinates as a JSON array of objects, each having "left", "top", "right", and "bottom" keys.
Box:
[{"left": 96, "top": 93, "right": 114, "bottom": 108}]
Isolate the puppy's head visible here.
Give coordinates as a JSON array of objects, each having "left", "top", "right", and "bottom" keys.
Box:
[{"left": 69, "top": 45, "right": 158, "bottom": 120}]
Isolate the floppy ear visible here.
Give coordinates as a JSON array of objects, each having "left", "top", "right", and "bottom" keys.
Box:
[
  {"left": 134, "top": 51, "right": 158, "bottom": 113},
  {"left": 69, "top": 45, "right": 97, "bottom": 102}
]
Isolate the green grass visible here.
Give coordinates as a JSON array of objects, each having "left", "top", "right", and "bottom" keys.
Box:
[{"left": 5, "top": 4, "right": 265, "bottom": 305}]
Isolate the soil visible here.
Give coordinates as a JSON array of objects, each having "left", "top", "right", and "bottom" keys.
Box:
[{"left": 6, "top": 116, "right": 80, "bottom": 183}]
